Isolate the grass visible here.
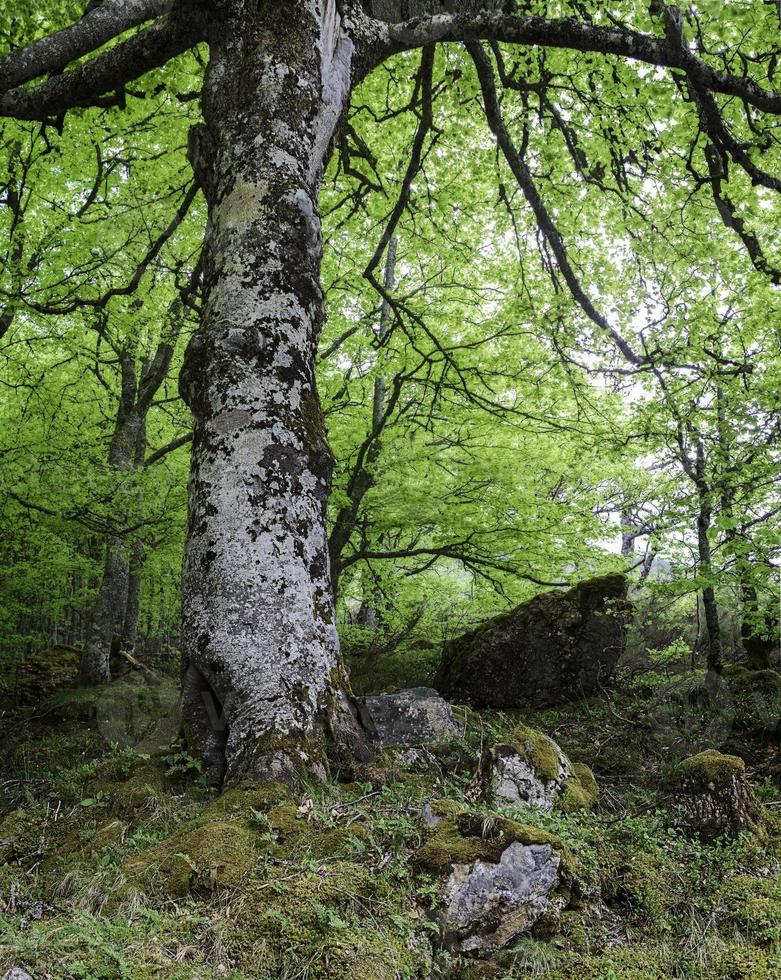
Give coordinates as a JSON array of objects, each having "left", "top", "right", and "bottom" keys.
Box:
[{"left": 2, "top": 661, "right": 781, "bottom": 978}]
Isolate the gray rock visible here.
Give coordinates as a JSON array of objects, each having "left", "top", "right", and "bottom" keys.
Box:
[
  {"left": 3, "top": 969, "right": 35, "bottom": 980},
  {"left": 440, "top": 841, "right": 563, "bottom": 953},
  {"left": 356, "top": 687, "right": 462, "bottom": 747},
  {"left": 489, "top": 730, "right": 572, "bottom": 812}
]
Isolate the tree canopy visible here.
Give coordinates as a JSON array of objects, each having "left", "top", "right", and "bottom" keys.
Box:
[{"left": 1, "top": 0, "right": 780, "bottom": 781}]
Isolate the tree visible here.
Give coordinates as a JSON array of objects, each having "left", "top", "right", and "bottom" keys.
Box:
[{"left": 4, "top": 0, "right": 781, "bottom": 785}]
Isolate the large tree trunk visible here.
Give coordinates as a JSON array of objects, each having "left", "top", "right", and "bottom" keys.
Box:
[{"left": 179, "top": 0, "right": 370, "bottom": 786}]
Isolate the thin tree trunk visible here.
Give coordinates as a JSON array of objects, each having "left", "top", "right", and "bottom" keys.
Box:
[
  {"left": 80, "top": 352, "right": 141, "bottom": 683},
  {"left": 179, "top": 0, "right": 370, "bottom": 786},
  {"left": 122, "top": 414, "right": 148, "bottom": 656},
  {"left": 694, "top": 436, "right": 722, "bottom": 674},
  {"left": 715, "top": 387, "right": 772, "bottom": 672},
  {"left": 329, "top": 238, "right": 397, "bottom": 599}
]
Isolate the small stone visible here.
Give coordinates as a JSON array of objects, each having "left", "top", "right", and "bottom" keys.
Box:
[
  {"left": 421, "top": 803, "right": 442, "bottom": 829},
  {"left": 3, "top": 969, "right": 34, "bottom": 980},
  {"left": 356, "top": 687, "right": 462, "bottom": 747}
]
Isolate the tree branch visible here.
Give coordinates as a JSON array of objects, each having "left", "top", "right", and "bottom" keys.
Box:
[
  {"left": 343, "top": 541, "right": 568, "bottom": 587},
  {"left": 0, "top": 13, "right": 201, "bottom": 121},
  {"left": 143, "top": 431, "right": 193, "bottom": 467},
  {"left": 466, "top": 41, "right": 647, "bottom": 367},
  {"left": 366, "top": 10, "right": 781, "bottom": 116},
  {"left": 0, "top": 0, "right": 173, "bottom": 93}
]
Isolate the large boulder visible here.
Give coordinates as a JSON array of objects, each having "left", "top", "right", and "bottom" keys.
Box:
[
  {"left": 356, "top": 687, "right": 462, "bottom": 748},
  {"left": 434, "top": 574, "right": 630, "bottom": 708}
]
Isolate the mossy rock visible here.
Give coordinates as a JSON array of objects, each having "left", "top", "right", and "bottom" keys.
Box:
[
  {"left": 124, "top": 819, "right": 256, "bottom": 897},
  {"left": 202, "top": 780, "right": 292, "bottom": 820},
  {"left": 496, "top": 724, "right": 564, "bottom": 783},
  {"left": 557, "top": 763, "right": 599, "bottom": 814},
  {"left": 415, "top": 804, "right": 573, "bottom": 877},
  {"left": 17, "top": 646, "right": 81, "bottom": 703},
  {"left": 488, "top": 724, "right": 597, "bottom": 813}
]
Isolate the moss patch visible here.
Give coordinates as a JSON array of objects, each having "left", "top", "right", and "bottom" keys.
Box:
[
  {"left": 558, "top": 764, "right": 599, "bottom": 814},
  {"left": 226, "top": 859, "right": 428, "bottom": 978},
  {"left": 202, "top": 780, "right": 292, "bottom": 820},
  {"left": 494, "top": 724, "right": 563, "bottom": 783},
  {"left": 124, "top": 819, "right": 256, "bottom": 897},
  {"left": 675, "top": 749, "right": 745, "bottom": 786},
  {"left": 415, "top": 804, "right": 572, "bottom": 875},
  {"left": 715, "top": 874, "right": 781, "bottom": 945},
  {"left": 16, "top": 646, "right": 81, "bottom": 703}
]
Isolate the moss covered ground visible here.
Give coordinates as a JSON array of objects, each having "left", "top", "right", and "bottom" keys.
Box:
[{"left": 3, "top": 665, "right": 781, "bottom": 978}]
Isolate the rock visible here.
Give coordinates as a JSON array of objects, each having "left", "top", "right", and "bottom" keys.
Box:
[
  {"left": 722, "top": 664, "right": 781, "bottom": 736},
  {"left": 442, "top": 841, "right": 562, "bottom": 953},
  {"left": 16, "top": 645, "right": 81, "bottom": 703},
  {"left": 486, "top": 724, "right": 598, "bottom": 814},
  {"left": 356, "top": 687, "right": 462, "bottom": 747},
  {"left": 672, "top": 750, "right": 761, "bottom": 841},
  {"left": 434, "top": 574, "right": 630, "bottom": 708},
  {"left": 3, "top": 970, "right": 34, "bottom": 980},
  {"left": 415, "top": 805, "right": 571, "bottom": 954}
]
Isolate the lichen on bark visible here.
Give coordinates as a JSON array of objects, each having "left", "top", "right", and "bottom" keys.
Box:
[{"left": 178, "top": 0, "right": 370, "bottom": 786}]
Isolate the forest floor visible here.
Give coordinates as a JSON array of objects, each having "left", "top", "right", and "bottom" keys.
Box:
[{"left": 2, "top": 658, "right": 781, "bottom": 979}]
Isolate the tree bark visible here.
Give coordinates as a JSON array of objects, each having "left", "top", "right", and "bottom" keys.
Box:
[
  {"left": 694, "top": 437, "right": 722, "bottom": 674},
  {"left": 179, "top": 0, "right": 371, "bottom": 786},
  {"left": 122, "top": 415, "right": 149, "bottom": 656},
  {"left": 80, "top": 352, "right": 143, "bottom": 683},
  {"left": 740, "top": 582, "right": 774, "bottom": 671}
]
